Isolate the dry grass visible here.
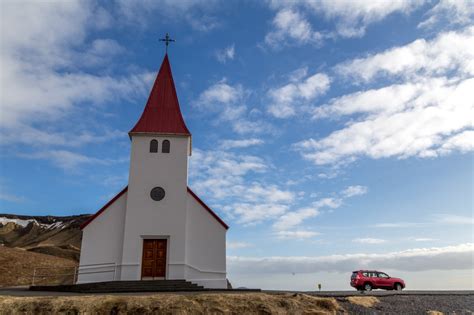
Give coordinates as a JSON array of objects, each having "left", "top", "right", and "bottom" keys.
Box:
[
  {"left": 0, "top": 293, "right": 340, "bottom": 315},
  {"left": 0, "top": 246, "right": 77, "bottom": 287},
  {"left": 426, "top": 311, "right": 444, "bottom": 315},
  {"left": 346, "top": 296, "right": 380, "bottom": 308}
]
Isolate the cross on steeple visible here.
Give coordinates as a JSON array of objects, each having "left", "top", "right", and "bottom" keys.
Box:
[{"left": 159, "top": 33, "right": 175, "bottom": 53}]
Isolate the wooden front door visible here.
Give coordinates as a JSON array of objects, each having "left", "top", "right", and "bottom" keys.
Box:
[{"left": 141, "top": 239, "right": 167, "bottom": 279}]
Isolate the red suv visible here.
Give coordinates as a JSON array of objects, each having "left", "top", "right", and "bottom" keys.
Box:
[{"left": 351, "top": 270, "right": 405, "bottom": 291}]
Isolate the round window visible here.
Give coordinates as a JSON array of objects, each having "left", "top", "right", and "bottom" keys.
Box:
[{"left": 150, "top": 187, "right": 165, "bottom": 201}]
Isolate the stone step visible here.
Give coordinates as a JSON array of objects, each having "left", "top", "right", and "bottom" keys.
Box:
[
  {"left": 79, "top": 282, "right": 201, "bottom": 287},
  {"left": 30, "top": 280, "right": 206, "bottom": 293},
  {"left": 78, "top": 285, "right": 204, "bottom": 291},
  {"left": 77, "top": 287, "right": 206, "bottom": 293}
]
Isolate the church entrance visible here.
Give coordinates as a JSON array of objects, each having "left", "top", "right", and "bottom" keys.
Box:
[{"left": 141, "top": 239, "right": 167, "bottom": 279}]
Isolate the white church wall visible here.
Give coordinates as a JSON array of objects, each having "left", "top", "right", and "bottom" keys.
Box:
[
  {"left": 77, "top": 191, "right": 127, "bottom": 283},
  {"left": 185, "top": 192, "right": 227, "bottom": 288},
  {"left": 121, "top": 135, "right": 190, "bottom": 280}
]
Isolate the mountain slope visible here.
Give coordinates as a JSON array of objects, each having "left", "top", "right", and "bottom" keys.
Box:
[
  {"left": 0, "top": 214, "right": 90, "bottom": 262},
  {"left": 0, "top": 246, "right": 77, "bottom": 287}
]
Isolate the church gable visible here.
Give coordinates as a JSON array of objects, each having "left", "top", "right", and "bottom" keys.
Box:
[
  {"left": 81, "top": 186, "right": 228, "bottom": 230},
  {"left": 187, "top": 188, "right": 229, "bottom": 230},
  {"left": 81, "top": 187, "right": 128, "bottom": 230}
]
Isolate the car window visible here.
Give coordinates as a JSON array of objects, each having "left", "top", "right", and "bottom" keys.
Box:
[
  {"left": 370, "top": 272, "right": 377, "bottom": 277},
  {"left": 362, "top": 272, "right": 369, "bottom": 277},
  {"left": 378, "top": 273, "right": 389, "bottom": 278}
]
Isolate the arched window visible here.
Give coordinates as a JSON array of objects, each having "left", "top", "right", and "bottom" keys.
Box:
[
  {"left": 162, "top": 140, "right": 170, "bottom": 153},
  {"left": 149, "top": 139, "right": 158, "bottom": 153}
]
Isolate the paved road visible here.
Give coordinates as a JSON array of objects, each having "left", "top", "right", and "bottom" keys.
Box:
[
  {"left": 266, "top": 290, "right": 474, "bottom": 297},
  {"left": 0, "top": 287, "right": 473, "bottom": 297}
]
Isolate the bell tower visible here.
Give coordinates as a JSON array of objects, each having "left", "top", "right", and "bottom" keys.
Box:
[{"left": 120, "top": 53, "right": 192, "bottom": 280}]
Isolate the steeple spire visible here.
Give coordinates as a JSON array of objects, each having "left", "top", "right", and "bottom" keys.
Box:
[{"left": 129, "top": 54, "right": 191, "bottom": 136}]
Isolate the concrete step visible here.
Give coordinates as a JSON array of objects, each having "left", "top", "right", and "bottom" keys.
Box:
[{"left": 30, "top": 280, "right": 206, "bottom": 293}]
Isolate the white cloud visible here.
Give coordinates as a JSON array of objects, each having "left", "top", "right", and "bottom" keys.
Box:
[
  {"left": 116, "top": 0, "right": 220, "bottom": 32},
  {"left": 273, "top": 207, "right": 320, "bottom": 231},
  {"left": 272, "top": 185, "right": 366, "bottom": 238},
  {"left": 216, "top": 44, "right": 235, "bottom": 63},
  {"left": 0, "top": 1, "right": 152, "bottom": 153},
  {"left": 342, "top": 185, "right": 368, "bottom": 198},
  {"left": 418, "top": 0, "right": 474, "bottom": 29},
  {"left": 313, "top": 82, "right": 424, "bottom": 119},
  {"left": 274, "top": 230, "right": 320, "bottom": 240},
  {"left": 353, "top": 238, "right": 386, "bottom": 244},
  {"left": 306, "top": 0, "right": 424, "bottom": 38},
  {"left": 335, "top": 26, "right": 474, "bottom": 82},
  {"left": 219, "top": 138, "right": 264, "bottom": 150},
  {"left": 413, "top": 238, "right": 437, "bottom": 242},
  {"left": 190, "top": 155, "right": 366, "bottom": 230},
  {"left": 228, "top": 243, "right": 474, "bottom": 274},
  {"left": 197, "top": 81, "right": 244, "bottom": 106},
  {"left": 297, "top": 27, "right": 474, "bottom": 166},
  {"left": 297, "top": 78, "right": 474, "bottom": 165},
  {"left": 1, "top": 124, "right": 128, "bottom": 149},
  {"left": 0, "top": 192, "right": 24, "bottom": 203},
  {"left": 373, "top": 222, "right": 428, "bottom": 228},
  {"left": 434, "top": 214, "right": 474, "bottom": 225},
  {"left": 189, "top": 148, "right": 296, "bottom": 225},
  {"left": 268, "top": 71, "right": 330, "bottom": 118},
  {"left": 82, "top": 39, "right": 125, "bottom": 66},
  {"left": 373, "top": 214, "right": 474, "bottom": 229},
  {"left": 21, "top": 150, "right": 126, "bottom": 171},
  {"left": 230, "top": 203, "right": 290, "bottom": 225},
  {"left": 438, "top": 130, "right": 474, "bottom": 154},
  {"left": 266, "top": 0, "right": 425, "bottom": 44},
  {"left": 312, "top": 197, "right": 342, "bottom": 209},
  {"left": 265, "top": 8, "right": 323, "bottom": 48},
  {"left": 196, "top": 81, "right": 272, "bottom": 134},
  {"left": 227, "top": 241, "right": 252, "bottom": 249}
]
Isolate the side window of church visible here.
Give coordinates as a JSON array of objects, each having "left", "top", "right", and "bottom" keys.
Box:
[
  {"left": 150, "top": 139, "right": 158, "bottom": 153},
  {"left": 162, "top": 140, "right": 170, "bottom": 153}
]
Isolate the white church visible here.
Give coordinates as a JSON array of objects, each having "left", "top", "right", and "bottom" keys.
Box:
[{"left": 78, "top": 53, "right": 229, "bottom": 289}]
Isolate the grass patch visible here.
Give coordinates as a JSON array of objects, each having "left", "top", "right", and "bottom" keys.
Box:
[
  {"left": 0, "top": 246, "right": 76, "bottom": 287},
  {"left": 346, "top": 296, "right": 380, "bottom": 308},
  {"left": 0, "top": 293, "right": 339, "bottom": 315},
  {"left": 0, "top": 293, "right": 340, "bottom": 314},
  {"left": 426, "top": 311, "right": 444, "bottom": 315}
]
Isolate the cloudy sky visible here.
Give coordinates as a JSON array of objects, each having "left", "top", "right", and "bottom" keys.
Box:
[{"left": 1, "top": 0, "right": 472, "bottom": 290}]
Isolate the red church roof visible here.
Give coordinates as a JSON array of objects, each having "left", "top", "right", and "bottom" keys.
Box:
[
  {"left": 129, "top": 54, "right": 191, "bottom": 136},
  {"left": 80, "top": 186, "right": 229, "bottom": 230}
]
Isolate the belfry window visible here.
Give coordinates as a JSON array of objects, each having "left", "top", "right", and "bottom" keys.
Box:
[
  {"left": 150, "top": 139, "right": 158, "bottom": 153},
  {"left": 162, "top": 140, "right": 170, "bottom": 153}
]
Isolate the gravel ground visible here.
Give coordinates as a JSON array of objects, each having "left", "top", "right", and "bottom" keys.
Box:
[{"left": 337, "top": 295, "right": 474, "bottom": 314}]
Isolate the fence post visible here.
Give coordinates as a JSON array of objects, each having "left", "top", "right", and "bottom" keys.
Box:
[
  {"left": 32, "top": 268, "right": 36, "bottom": 286},
  {"left": 113, "top": 263, "right": 117, "bottom": 281},
  {"left": 73, "top": 266, "right": 77, "bottom": 284}
]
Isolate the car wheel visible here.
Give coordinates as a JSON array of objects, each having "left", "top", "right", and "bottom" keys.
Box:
[
  {"left": 395, "top": 283, "right": 403, "bottom": 291},
  {"left": 364, "top": 283, "right": 372, "bottom": 291}
]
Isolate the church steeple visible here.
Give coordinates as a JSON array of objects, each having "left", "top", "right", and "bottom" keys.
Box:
[{"left": 129, "top": 54, "right": 191, "bottom": 136}]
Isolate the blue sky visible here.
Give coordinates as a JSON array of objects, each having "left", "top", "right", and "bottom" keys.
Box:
[{"left": 1, "top": 0, "right": 473, "bottom": 290}]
